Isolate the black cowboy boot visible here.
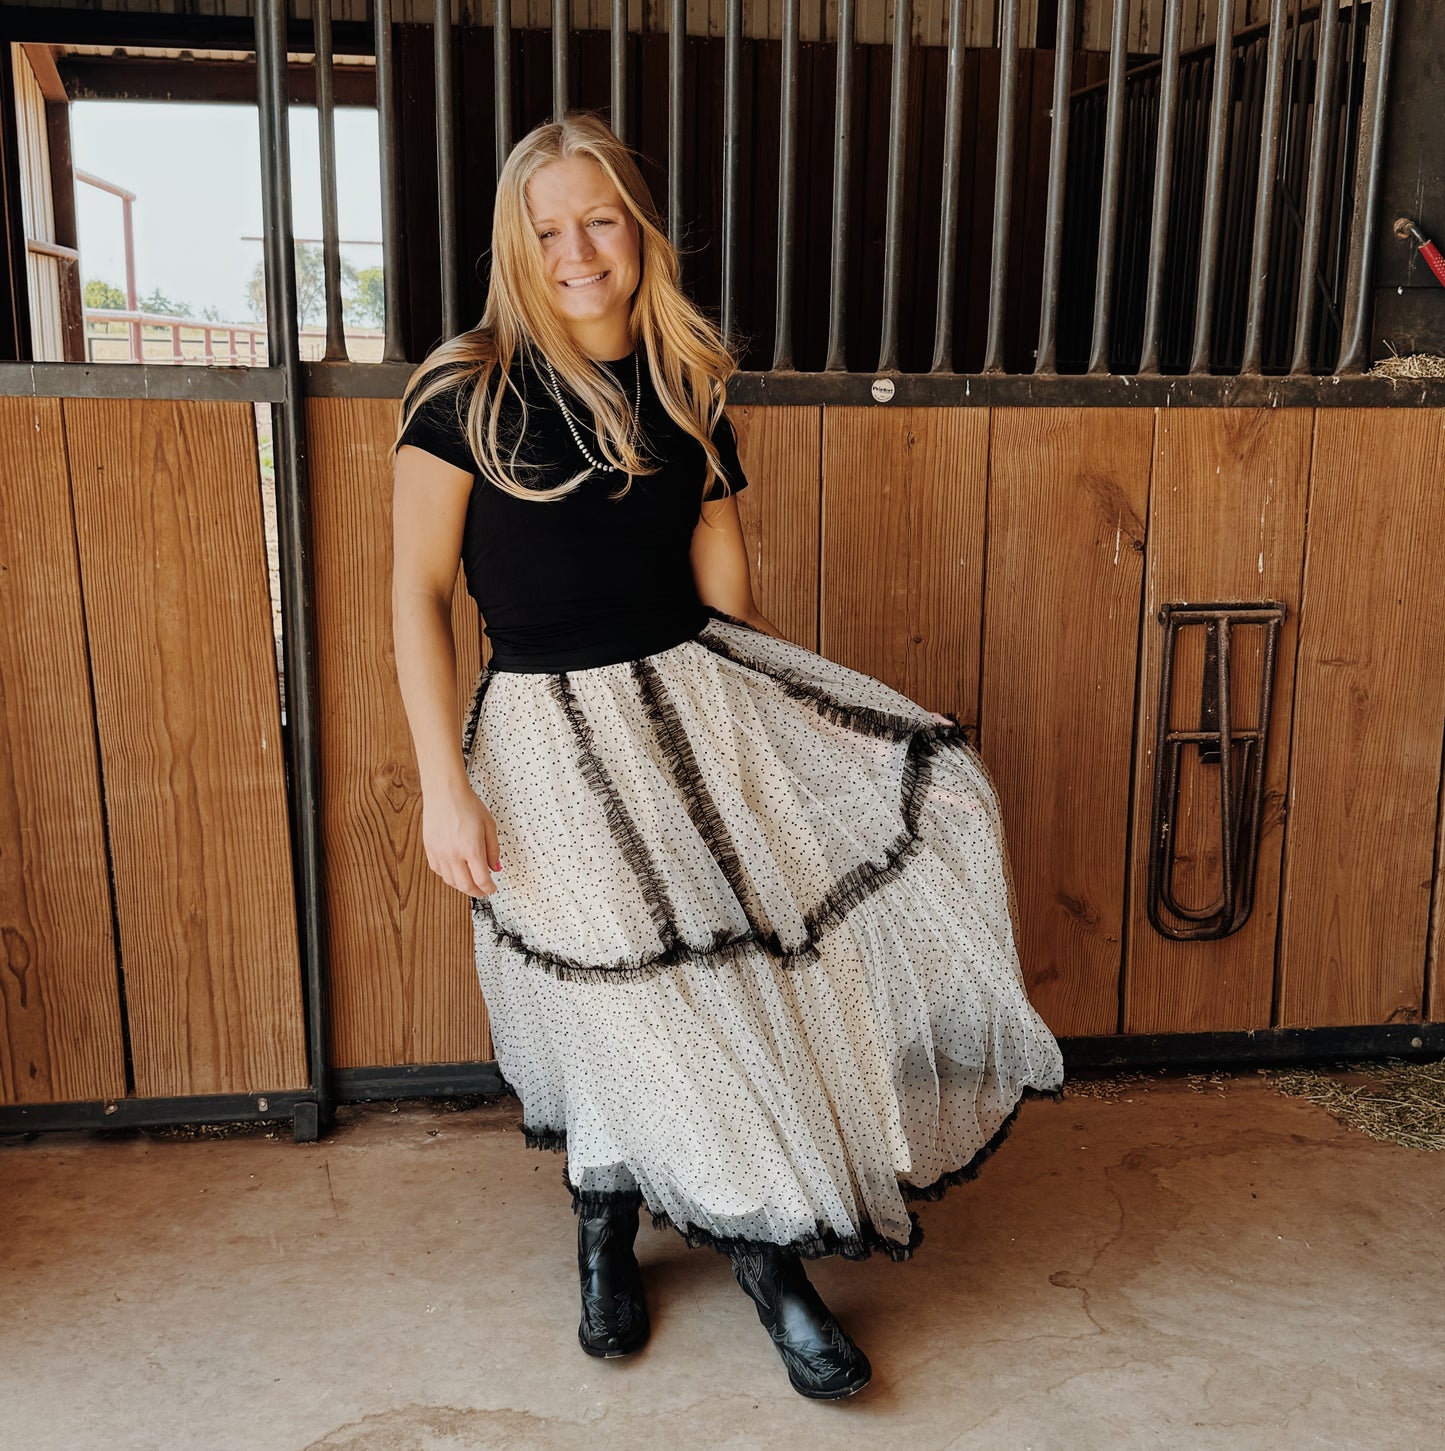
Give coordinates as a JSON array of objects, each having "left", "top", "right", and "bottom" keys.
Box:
[
  {"left": 576, "top": 1199, "right": 650, "bottom": 1358},
  {"left": 729, "top": 1245, "right": 872, "bottom": 1399}
]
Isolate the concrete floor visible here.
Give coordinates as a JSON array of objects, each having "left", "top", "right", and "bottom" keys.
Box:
[{"left": 3, "top": 1069, "right": 1442, "bottom": 1451}]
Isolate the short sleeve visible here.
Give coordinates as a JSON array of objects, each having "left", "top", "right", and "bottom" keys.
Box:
[
  {"left": 397, "top": 383, "right": 478, "bottom": 475},
  {"left": 703, "top": 412, "right": 751, "bottom": 502}
]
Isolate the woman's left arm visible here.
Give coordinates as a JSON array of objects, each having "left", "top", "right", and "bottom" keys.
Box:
[{"left": 690, "top": 494, "right": 787, "bottom": 640}]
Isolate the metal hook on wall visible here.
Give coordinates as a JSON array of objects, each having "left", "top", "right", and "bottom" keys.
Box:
[{"left": 1145, "top": 601, "right": 1287, "bottom": 941}]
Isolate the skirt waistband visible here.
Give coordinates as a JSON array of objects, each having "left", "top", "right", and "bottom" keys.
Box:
[{"left": 484, "top": 607, "right": 712, "bottom": 675}]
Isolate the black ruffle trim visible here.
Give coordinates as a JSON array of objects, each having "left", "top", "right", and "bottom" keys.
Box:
[
  {"left": 631, "top": 654, "right": 765, "bottom": 934},
  {"left": 461, "top": 665, "right": 494, "bottom": 763},
  {"left": 693, "top": 623, "right": 940, "bottom": 742},
  {"left": 468, "top": 727, "right": 949, "bottom": 983},
  {"left": 527, "top": 1083, "right": 1064, "bottom": 1263},
  {"left": 466, "top": 608, "right": 999, "bottom": 986},
  {"left": 547, "top": 670, "right": 682, "bottom": 948}
]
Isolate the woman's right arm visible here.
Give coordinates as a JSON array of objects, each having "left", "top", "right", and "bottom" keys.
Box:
[{"left": 392, "top": 443, "right": 501, "bottom": 898}]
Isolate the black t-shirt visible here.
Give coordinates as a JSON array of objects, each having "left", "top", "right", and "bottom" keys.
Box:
[{"left": 397, "top": 346, "right": 750, "bottom": 672}]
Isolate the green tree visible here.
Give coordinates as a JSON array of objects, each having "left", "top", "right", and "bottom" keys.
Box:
[
  {"left": 83, "top": 278, "right": 127, "bottom": 309},
  {"left": 246, "top": 241, "right": 332, "bottom": 329},
  {"left": 343, "top": 263, "right": 385, "bottom": 329},
  {"left": 138, "top": 286, "right": 193, "bottom": 319}
]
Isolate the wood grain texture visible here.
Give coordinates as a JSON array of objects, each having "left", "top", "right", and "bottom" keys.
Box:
[
  {"left": 63, "top": 398, "right": 306, "bottom": 1097},
  {"left": 1277, "top": 409, "right": 1445, "bottom": 1027},
  {"left": 981, "top": 409, "right": 1154, "bottom": 1036},
  {"left": 819, "top": 407, "right": 989, "bottom": 725},
  {"left": 0, "top": 398, "right": 125, "bottom": 1104},
  {"left": 727, "top": 405, "right": 820, "bottom": 649},
  {"left": 1123, "top": 408, "right": 1313, "bottom": 1034},
  {"left": 309, "top": 398, "right": 488, "bottom": 1070}
]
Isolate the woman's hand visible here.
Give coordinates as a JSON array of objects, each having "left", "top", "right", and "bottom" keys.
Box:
[{"left": 423, "top": 782, "right": 502, "bottom": 898}]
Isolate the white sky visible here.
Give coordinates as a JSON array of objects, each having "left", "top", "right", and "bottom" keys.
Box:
[{"left": 70, "top": 99, "right": 383, "bottom": 325}]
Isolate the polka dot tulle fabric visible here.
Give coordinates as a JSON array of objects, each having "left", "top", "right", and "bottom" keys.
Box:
[{"left": 463, "top": 609, "right": 1066, "bottom": 1262}]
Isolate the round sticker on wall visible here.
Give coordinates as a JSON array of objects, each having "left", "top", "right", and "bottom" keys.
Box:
[{"left": 871, "top": 377, "right": 896, "bottom": 402}]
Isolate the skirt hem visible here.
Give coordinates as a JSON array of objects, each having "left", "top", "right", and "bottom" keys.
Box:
[{"left": 519, "top": 1082, "right": 1065, "bottom": 1264}]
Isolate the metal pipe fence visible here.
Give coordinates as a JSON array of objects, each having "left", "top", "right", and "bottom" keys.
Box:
[{"left": 281, "top": 0, "right": 1394, "bottom": 379}]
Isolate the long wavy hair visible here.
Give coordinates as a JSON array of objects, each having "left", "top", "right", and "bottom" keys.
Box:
[{"left": 392, "top": 110, "right": 742, "bottom": 505}]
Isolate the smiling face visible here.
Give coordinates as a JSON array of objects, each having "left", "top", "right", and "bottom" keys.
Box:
[{"left": 526, "top": 154, "right": 641, "bottom": 358}]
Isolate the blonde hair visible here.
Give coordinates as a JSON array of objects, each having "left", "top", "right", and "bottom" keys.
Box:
[{"left": 393, "top": 110, "right": 742, "bottom": 505}]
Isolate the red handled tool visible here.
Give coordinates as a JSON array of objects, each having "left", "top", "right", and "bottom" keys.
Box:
[{"left": 1394, "top": 216, "right": 1445, "bottom": 288}]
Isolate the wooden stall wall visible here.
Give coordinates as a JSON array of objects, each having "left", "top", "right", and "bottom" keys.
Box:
[
  {"left": 316, "top": 399, "right": 1443, "bottom": 1061},
  {"left": 308, "top": 397, "right": 491, "bottom": 1070},
  {"left": 6, "top": 399, "right": 1444, "bottom": 1114},
  {"left": 0, "top": 398, "right": 308, "bottom": 1109}
]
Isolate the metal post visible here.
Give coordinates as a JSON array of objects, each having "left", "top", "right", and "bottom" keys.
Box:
[
  {"left": 255, "top": 0, "right": 331, "bottom": 1140},
  {"left": 1289, "top": 0, "right": 1342, "bottom": 375},
  {"left": 1138, "top": 0, "right": 1184, "bottom": 374},
  {"left": 772, "top": 0, "right": 800, "bottom": 370},
  {"left": 721, "top": 0, "right": 742, "bottom": 343},
  {"left": 494, "top": 0, "right": 514, "bottom": 176},
  {"left": 373, "top": 0, "right": 406, "bottom": 363},
  {"left": 1240, "top": 0, "right": 1290, "bottom": 373},
  {"left": 1033, "top": 0, "right": 1076, "bottom": 375},
  {"left": 825, "top": 0, "right": 856, "bottom": 371},
  {"left": 552, "top": 0, "right": 569, "bottom": 122},
  {"left": 983, "top": 0, "right": 1020, "bottom": 373},
  {"left": 1337, "top": 0, "right": 1399, "bottom": 373},
  {"left": 878, "top": 0, "right": 912, "bottom": 372},
  {"left": 314, "top": 0, "right": 347, "bottom": 361},
  {"left": 1189, "top": 0, "right": 1237, "bottom": 374},
  {"left": 610, "top": 0, "right": 628, "bottom": 143},
  {"left": 1088, "top": 0, "right": 1131, "bottom": 374},
  {"left": 667, "top": 0, "right": 684, "bottom": 254},
  {"left": 436, "top": 0, "right": 460, "bottom": 340}
]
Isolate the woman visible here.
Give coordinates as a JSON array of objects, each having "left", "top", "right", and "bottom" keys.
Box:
[{"left": 391, "top": 111, "right": 1065, "bottom": 1401}]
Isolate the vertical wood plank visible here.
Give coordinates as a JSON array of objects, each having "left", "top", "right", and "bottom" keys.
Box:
[
  {"left": 982, "top": 408, "right": 1154, "bottom": 1035},
  {"left": 309, "top": 397, "right": 490, "bottom": 1070},
  {"left": 728, "top": 405, "right": 822, "bottom": 650},
  {"left": 0, "top": 399, "right": 125, "bottom": 1104},
  {"left": 64, "top": 398, "right": 307, "bottom": 1097},
  {"left": 1123, "top": 407, "right": 1313, "bottom": 1034},
  {"left": 820, "top": 406, "right": 989, "bottom": 726},
  {"left": 1277, "top": 409, "right": 1445, "bottom": 1027}
]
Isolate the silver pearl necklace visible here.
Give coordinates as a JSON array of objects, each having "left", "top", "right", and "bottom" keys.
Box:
[{"left": 540, "top": 351, "right": 642, "bottom": 474}]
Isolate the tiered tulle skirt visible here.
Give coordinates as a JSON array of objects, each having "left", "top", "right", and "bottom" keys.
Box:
[{"left": 462, "top": 607, "right": 1065, "bottom": 1261}]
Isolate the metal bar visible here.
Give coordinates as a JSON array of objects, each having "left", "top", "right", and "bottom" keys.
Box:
[
  {"left": 1138, "top": 0, "right": 1184, "bottom": 374},
  {"left": 290, "top": 356, "right": 1445, "bottom": 409},
  {"left": 1321, "top": 2, "right": 1364, "bottom": 347},
  {"left": 1188, "top": 0, "right": 1237, "bottom": 373},
  {"left": 1033, "top": 0, "right": 1076, "bottom": 375},
  {"left": 825, "top": 0, "right": 856, "bottom": 371},
  {"left": 721, "top": 0, "right": 742, "bottom": 343},
  {"left": 313, "top": 0, "right": 347, "bottom": 361},
  {"left": 610, "top": 0, "right": 628, "bottom": 143},
  {"left": 552, "top": 0, "right": 569, "bottom": 121},
  {"left": 1240, "top": 0, "right": 1291, "bottom": 373},
  {"left": 436, "top": 0, "right": 460, "bottom": 340},
  {"left": 983, "top": 0, "right": 1020, "bottom": 373},
  {"left": 877, "top": 0, "right": 912, "bottom": 372},
  {"left": 1087, "top": 0, "right": 1132, "bottom": 374},
  {"left": 494, "top": 0, "right": 513, "bottom": 175},
  {"left": 772, "top": 0, "right": 801, "bottom": 369},
  {"left": 374, "top": 0, "right": 405, "bottom": 363},
  {"left": 329, "top": 1060, "right": 509, "bottom": 1101},
  {"left": 255, "top": 0, "right": 333, "bottom": 1138},
  {"left": 1337, "top": 0, "right": 1399, "bottom": 372},
  {"left": 668, "top": 0, "right": 684, "bottom": 252},
  {"left": 1058, "top": 1022, "right": 1445, "bottom": 1070},
  {"left": 0, "top": 1090, "right": 324, "bottom": 1140}
]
